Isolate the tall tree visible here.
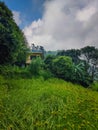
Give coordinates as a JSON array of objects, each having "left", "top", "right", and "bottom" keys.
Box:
[
  {"left": 0, "top": 2, "right": 28, "bottom": 65},
  {"left": 81, "top": 46, "right": 96, "bottom": 64},
  {"left": 81, "top": 46, "right": 98, "bottom": 81},
  {"left": 57, "top": 49, "right": 81, "bottom": 64}
]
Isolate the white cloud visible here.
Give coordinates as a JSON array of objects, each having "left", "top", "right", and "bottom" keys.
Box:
[
  {"left": 13, "top": 11, "right": 22, "bottom": 25},
  {"left": 23, "top": 0, "right": 98, "bottom": 50},
  {"left": 76, "top": 6, "right": 96, "bottom": 22}
]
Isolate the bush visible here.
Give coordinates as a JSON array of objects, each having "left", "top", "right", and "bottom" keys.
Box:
[
  {"left": 71, "top": 63, "right": 93, "bottom": 87},
  {"left": 28, "top": 57, "right": 44, "bottom": 76},
  {"left": 90, "top": 82, "right": 98, "bottom": 91},
  {"left": 40, "top": 70, "right": 54, "bottom": 80},
  {"left": 52, "top": 56, "right": 73, "bottom": 81},
  {"left": 0, "top": 65, "right": 31, "bottom": 79},
  {"left": 44, "top": 55, "right": 55, "bottom": 71},
  {"left": 0, "top": 75, "right": 5, "bottom": 85}
]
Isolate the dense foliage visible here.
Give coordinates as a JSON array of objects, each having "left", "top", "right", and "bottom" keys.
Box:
[
  {"left": 57, "top": 49, "right": 81, "bottom": 64},
  {"left": 55, "top": 46, "right": 98, "bottom": 86},
  {"left": 44, "top": 56, "right": 93, "bottom": 86},
  {"left": 81, "top": 46, "right": 98, "bottom": 81},
  {"left": 28, "top": 57, "right": 44, "bottom": 76},
  {"left": 52, "top": 56, "right": 73, "bottom": 80},
  {"left": 0, "top": 2, "right": 28, "bottom": 65}
]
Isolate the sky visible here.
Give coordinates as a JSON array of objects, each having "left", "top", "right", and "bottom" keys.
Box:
[{"left": 2, "top": 0, "right": 98, "bottom": 50}]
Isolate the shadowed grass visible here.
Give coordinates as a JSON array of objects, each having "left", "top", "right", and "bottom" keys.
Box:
[{"left": 90, "top": 82, "right": 98, "bottom": 91}]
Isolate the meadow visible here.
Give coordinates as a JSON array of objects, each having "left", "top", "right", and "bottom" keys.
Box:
[{"left": 0, "top": 75, "right": 98, "bottom": 130}]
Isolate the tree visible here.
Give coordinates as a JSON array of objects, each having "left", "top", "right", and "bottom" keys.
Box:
[
  {"left": 44, "top": 55, "right": 93, "bottom": 86},
  {"left": 72, "top": 62, "right": 92, "bottom": 86},
  {"left": 90, "top": 48, "right": 98, "bottom": 81},
  {"left": 57, "top": 49, "right": 81, "bottom": 64},
  {"left": 81, "top": 46, "right": 96, "bottom": 64},
  {"left": 0, "top": 2, "right": 28, "bottom": 65},
  {"left": 81, "top": 46, "right": 98, "bottom": 81},
  {"left": 44, "top": 55, "right": 55, "bottom": 71},
  {"left": 52, "top": 56, "right": 73, "bottom": 81}
]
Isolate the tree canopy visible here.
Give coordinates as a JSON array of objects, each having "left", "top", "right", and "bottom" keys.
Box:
[
  {"left": 0, "top": 2, "right": 28, "bottom": 65},
  {"left": 81, "top": 46, "right": 98, "bottom": 81},
  {"left": 52, "top": 56, "right": 73, "bottom": 80},
  {"left": 57, "top": 49, "right": 81, "bottom": 64}
]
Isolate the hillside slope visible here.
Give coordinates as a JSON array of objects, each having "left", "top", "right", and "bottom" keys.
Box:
[{"left": 0, "top": 76, "right": 98, "bottom": 130}]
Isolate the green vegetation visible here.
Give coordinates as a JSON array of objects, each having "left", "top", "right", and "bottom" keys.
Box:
[
  {"left": 52, "top": 56, "right": 73, "bottom": 80},
  {"left": 0, "top": 2, "right": 28, "bottom": 65},
  {"left": 0, "top": 2, "right": 98, "bottom": 130},
  {"left": 0, "top": 1, "right": 98, "bottom": 87},
  {"left": 57, "top": 46, "right": 98, "bottom": 83},
  {"left": 28, "top": 57, "right": 44, "bottom": 76},
  {"left": 90, "top": 82, "right": 98, "bottom": 91},
  {"left": 44, "top": 55, "right": 93, "bottom": 87},
  {"left": 0, "top": 76, "right": 98, "bottom": 130}
]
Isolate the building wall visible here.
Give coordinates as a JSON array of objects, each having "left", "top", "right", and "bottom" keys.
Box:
[{"left": 26, "top": 52, "right": 43, "bottom": 65}]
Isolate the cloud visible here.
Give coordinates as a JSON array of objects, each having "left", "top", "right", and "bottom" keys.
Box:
[
  {"left": 23, "top": 0, "right": 98, "bottom": 50},
  {"left": 13, "top": 11, "right": 22, "bottom": 25},
  {"left": 76, "top": 6, "right": 96, "bottom": 22}
]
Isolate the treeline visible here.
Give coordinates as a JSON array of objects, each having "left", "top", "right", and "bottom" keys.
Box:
[
  {"left": 21, "top": 46, "right": 98, "bottom": 87},
  {"left": 44, "top": 46, "right": 98, "bottom": 87}
]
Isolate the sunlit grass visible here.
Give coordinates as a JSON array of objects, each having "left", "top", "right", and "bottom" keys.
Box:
[{"left": 0, "top": 76, "right": 98, "bottom": 130}]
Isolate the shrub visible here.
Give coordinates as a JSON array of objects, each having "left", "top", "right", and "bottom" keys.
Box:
[
  {"left": 71, "top": 63, "right": 93, "bottom": 87},
  {"left": 28, "top": 57, "right": 44, "bottom": 76},
  {"left": 44, "top": 55, "right": 55, "bottom": 71},
  {"left": 52, "top": 56, "right": 73, "bottom": 81},
  {"left": 0, "top": 65, "right": 31, "bottom": 79},
  {"left": 40, "top": 70, "right": 54, "bottom": 80},
  {"left": 90, "top": 82, "right": 98, "bottom": 91}
]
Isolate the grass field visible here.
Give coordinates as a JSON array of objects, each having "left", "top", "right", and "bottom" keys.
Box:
[{"left": 0, "top": 76, "right": 98, "bottom": 130}]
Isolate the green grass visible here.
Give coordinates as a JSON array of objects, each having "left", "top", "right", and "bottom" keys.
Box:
[
  {"left": 0, "top": 76, "right": 98, "bottom": 130},
  {"left": 90, "top": 82, "right": 98, "bottom": 91}
]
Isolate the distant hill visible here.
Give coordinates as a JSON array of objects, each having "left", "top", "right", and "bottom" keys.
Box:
[{"left": 45, "top": 50, "right": 58, "bottom": 56}]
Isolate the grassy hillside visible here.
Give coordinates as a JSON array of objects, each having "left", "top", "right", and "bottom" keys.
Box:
[{"left": 0, "top": 76, "right": 98, "bottom": 130}]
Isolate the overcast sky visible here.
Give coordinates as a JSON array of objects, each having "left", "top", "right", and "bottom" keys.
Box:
[{"left": 3, "top": 0, "right": 98, "bottom": 50}]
